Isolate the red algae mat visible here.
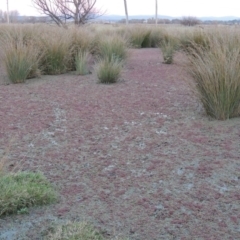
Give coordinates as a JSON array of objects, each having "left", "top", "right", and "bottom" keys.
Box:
[{"left": 0, "top": 49, "right": 240, "bottom": 239}]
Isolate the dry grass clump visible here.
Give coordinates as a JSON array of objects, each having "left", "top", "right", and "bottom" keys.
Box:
[
  {"left": 38, "top": 29, "right": 72, "bottom": 75},
  {"left": 0, "top": 26, "right": 41, "bottom": 83},
  {"left": 97, "top": 35, "right": 128, "bottom": 62},
  {"left": 0, "top": 24, "right": 38, "bottom": 46},
  {"left": 160, "top": 39, "right": 177, "bottom": 64},
  {"left": 180, "top": 29, "right": 209, "bottom": 54},
  {"left": 75, "top": 50, "right": 90, "bottom": 75},
  {"left": 69, "top": 27, "right": 95, "bottom": 71},
  {"left": 95, "top": 56, "right": 122, "bottom": 84},
  {"left": 94, "top": 34, "right": 127, "bottom": 84},
  {"left": 70, "top": 27, "right": 94, "bottom": 53},
  {"left": 149, "top": 28, "right": 168, "bottom": 47},
  {"left": 3, "top": 42, "right": 41, "bottom": 83},
  {"left": 44, "top": 221, "right": 104, "bottom": 240},
  {"left": 43, "top": 221, "right": 129, "bottom": 240},
  {"left": 187, "top": 29, "right": 240, "bottom": 120},
  {"left": 127, "top": 26, "right": 152, "bottom": 48}
]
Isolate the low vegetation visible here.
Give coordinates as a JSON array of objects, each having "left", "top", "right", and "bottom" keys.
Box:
[
  {"left": 127, "top": 26, "right": 152, "bottom": 48},
  {"left": 0, "top": 171, "right": 57, "bottom": 216},
  {"left": 0, "top": 143, "right": 57, "bottom": 217},
  {"left": 0, "top": 22, "right": 240, "bottom": 239},
  {"left": 180, "top": 16, "right": 200, "bottom": 26},
  {"left": 43, "top": 221, "right": 129, "bottom": 240},
  {"left": 187, "top": 30, "right": 240, "bottom": 120},
  {"left": 96, "top": 56, "right": 122, "bottom": 84},
  {"left": 44, "top": 221, "right": 104, "bottom": 240},
  {"left": 98, "top": 35, "right": 128, "bottom": 62},
  {"left": 75, "top": 50, "right": 90, "bottom": 75},
  {"left": 3, "top": 42, "right": 40, "bottom": 83},
  {"left": 160, "top": 39, "right": 177, "bottom": 64},
  {"left": 0, "top": 23, "right": 240, "bottom": 114},
  {"left": 39, "top": 30, "right": 72, "bottom": 75}
]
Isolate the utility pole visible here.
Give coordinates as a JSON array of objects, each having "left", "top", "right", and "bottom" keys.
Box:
[
  {"left": 6, "top": 0, "right": 10, "bottom": 24},
  {"left": 124, "top": 0, "right": 128, "bottom": 25},
  {"left": 155, "top": 0, "right": 158, "bottom": 26}
]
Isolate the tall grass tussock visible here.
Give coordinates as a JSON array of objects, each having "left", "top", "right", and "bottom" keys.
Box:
[
  {"left": 75, "top": 50, "right": 90, "bottom": 75},
  {"left": 160, "top": 39, "right": 177, "bottom": 64},
  {"left": 127, "top": 26, "right": 152, "bottom": 48},
  {"left": 98, "top": 35, "right": 128, "bottom": 62},
  {"left": 1, "top": 24, "right": 240, "bottom": 120},
  {"left": 39, "top": 31, "right": 72, "bottom": 75},
  {"left": 0, "top": 26, "right": 41, "bottom": 83},
  {"left": 96, "top": 56, "right": 122, "bottom": 84},
  {"left": 3, "top": 42, "right": 40, "bottom": 83},
  {"left": 188, "top": 30, "right": 240, "bottom": 120}
]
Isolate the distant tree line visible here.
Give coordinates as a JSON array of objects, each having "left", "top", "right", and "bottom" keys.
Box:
[
  {"left": 118, "top": 16, "right": 240, "bottom": 26},
  {"left": 0, "top": 10, "right": 19, "bottom": 23}
]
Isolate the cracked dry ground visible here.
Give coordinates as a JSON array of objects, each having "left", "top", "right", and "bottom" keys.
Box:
[{"left": 0, "top": 49, "right": 240, "bottom": 240}]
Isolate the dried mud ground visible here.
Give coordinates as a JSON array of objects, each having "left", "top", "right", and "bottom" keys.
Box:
[{"left": 0, "top": 49, "right": 240, "bottom": 240}]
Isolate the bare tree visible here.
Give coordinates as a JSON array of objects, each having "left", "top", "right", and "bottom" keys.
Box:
[
  {"left": 31, "top": 0, "right": 102, "bottom": 26},
  {"left": 123, "top": 0, "right": 128, "bottom": 25}
]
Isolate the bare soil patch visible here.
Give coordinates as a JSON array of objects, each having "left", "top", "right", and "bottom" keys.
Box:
[{"left": 0, "top": 49, "right": 240, "bottom": 240}]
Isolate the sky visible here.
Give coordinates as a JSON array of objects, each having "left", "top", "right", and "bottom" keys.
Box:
[{"left": 0, "top": 0, "right": 240, "bottom": 18}]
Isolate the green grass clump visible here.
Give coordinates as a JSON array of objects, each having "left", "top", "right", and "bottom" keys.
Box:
[
  {"left": 70, "top": 28, "right": 93, "bottom": 53},
  {"left": 75, "top": 51, "right": 90, "bottom": 75},
  {"left": 0, "top": 171, "right": 57, "bottom": 216},
  {"left": 128, "top": 27, "right": 151, "bottom": 48},
  {"left": 96, "top": 56, "right": 122, "bottom": 84},
  {"left": 188, "top": 31, "right": 240, "bottom": 120},
  {"left": 160, "top": 39, "right": 177, "bottom": 64},
  {"left": 43, "top": 221, "right": 130, "bottom": 240},
  {"left": 39, "top": 31, "right": 72, "bottom": 75},
  {"left": 98, "top": 36, "right": 127, "bottom": 62},
  {"left": 180, "top": 29, "right": 209, "bottom": 54},
  {"left": 3, "top": 43, "right": 40, "bottom": 83},
  {"left": 0, "top": 25, "right": 41, "bottom": 83},
  {"left": 44, "top": 221, "right": 104, "bottom": 240},
  {"left": 149, "top": 28, "right": 167, "bottom": 48}
]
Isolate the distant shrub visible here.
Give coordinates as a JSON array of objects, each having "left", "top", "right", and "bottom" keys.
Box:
[{"left": 181, "top": 16, "right": 200, "bottom": 26}]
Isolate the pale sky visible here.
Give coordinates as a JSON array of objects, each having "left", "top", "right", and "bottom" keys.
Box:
[{"left": 0, "top": 0, "right": 240, "bottom": 17}]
